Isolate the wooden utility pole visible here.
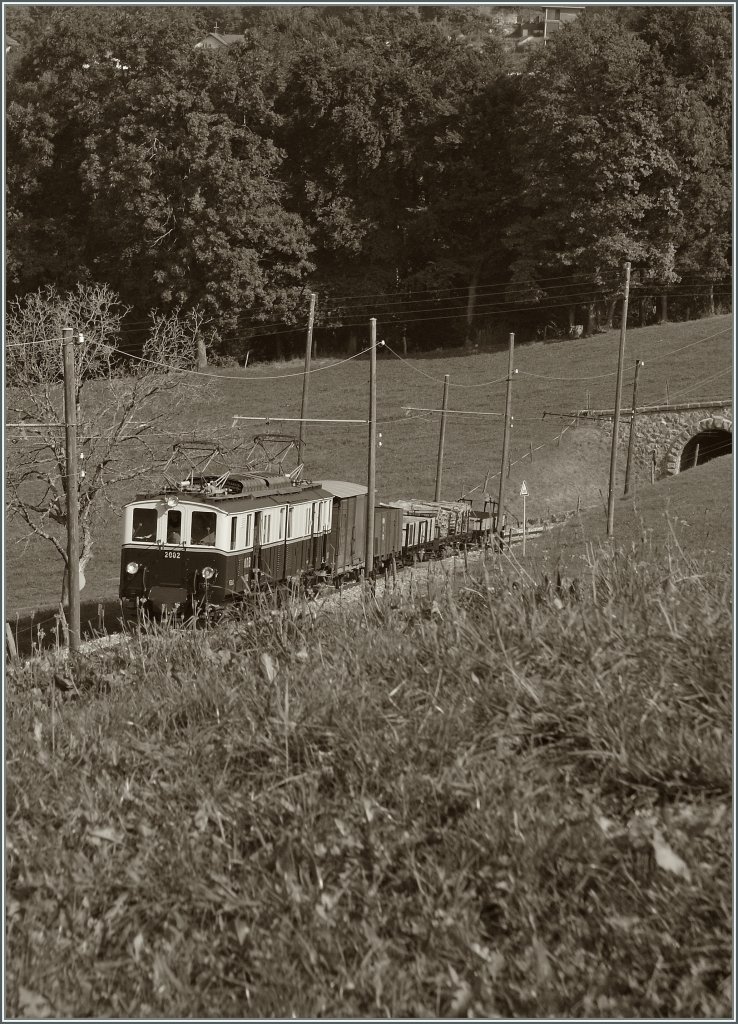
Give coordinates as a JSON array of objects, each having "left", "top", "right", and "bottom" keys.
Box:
[
  {"left": 434, "top": 374, "right": 450, "bottom": 502},
  {"left": 365, "top": 318, "right": 377, "bottom": 576},
  {"left": 606, "top": 262, "right": 631, "bottom": 538},
  {"left": 62, "top": 326, "right": 81, "bottom": 653},
  {"left": 298, "top": 292, "right": 317, "bottom": 456},
  {"left": 496, "top": 333, "right": 515, "bottom": 544},
  {"left": 623, "top": 358, "right": 643, "bottom": 496}
]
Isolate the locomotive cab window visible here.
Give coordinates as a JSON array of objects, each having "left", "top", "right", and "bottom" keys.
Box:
[
  {"left": 166, "top": 510, "right": 182, "bottom": 544},
  {"left": 132, "top": 507, "right": 157, "bottom": 542},
  {"left": 192, "top": 510, "right": 217, "bottom": 546},
  {"left": 230, "top": 517, "right": 238, "bottom": 551}
]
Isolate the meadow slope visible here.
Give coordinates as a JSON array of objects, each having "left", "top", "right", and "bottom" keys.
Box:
[
  {"left": 5, "top": 314, "right": 732, "bottom": 616},
  {"left": 6, "top": 524, "right": 732, "bottom": 1017},
  {"left": 5, "top": 331, "right": 732, "bottom": 1016}
]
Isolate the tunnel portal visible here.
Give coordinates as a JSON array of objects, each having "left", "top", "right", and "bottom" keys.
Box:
[{"left": 679, "top": 429, "right": 732, "bottom": 472}]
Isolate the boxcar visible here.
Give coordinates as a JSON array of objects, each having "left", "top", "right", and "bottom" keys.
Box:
[{"left": 321, "top": 480, "right": 403, "bottom": 579}]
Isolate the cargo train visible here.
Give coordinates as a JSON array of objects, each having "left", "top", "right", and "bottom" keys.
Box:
[{"left": 119, "top": 471, "right": 494, "bottom": 616}]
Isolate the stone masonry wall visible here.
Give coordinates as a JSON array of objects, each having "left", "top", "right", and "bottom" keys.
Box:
[{"left": 591, "top": 405, "right": 732, "bottom": 478}]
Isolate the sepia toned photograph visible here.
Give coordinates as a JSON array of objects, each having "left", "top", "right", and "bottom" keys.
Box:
[{"left": 4, "top": 2, "right": 732, "bottom": 1018}]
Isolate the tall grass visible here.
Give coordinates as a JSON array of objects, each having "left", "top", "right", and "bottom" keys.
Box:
[{"left": 6, "top": 544, "right": 732, "bottom": 1018}]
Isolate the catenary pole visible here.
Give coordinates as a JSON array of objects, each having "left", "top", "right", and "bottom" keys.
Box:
[
  {"left": 434, "top": 374, "right": 450, "bottom": 502},
  {"left": 298, "top": 292, "right": 317, "bottom": 456},
  {"left": 365, "top": 318, "right": 377, "bottom": 576},
  {"left": 623, "top": 358, "right": 643, "bottom": 496},
  {"left": 496, "top": 333, "right": 515, "bottom": 545},
  {"left": 62, "top": 327, "right": 81, "bottom": 653},
  {"left": 606, "top": 262, "right": 631, "bottom": 537}
]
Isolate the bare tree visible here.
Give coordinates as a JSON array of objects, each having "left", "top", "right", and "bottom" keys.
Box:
[{"left": 6, "top": 284, "right": 209, "bottom": 602}]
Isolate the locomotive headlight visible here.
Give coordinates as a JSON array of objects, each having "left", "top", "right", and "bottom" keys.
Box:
[
  {"left": 126, "top": 561, "right": 140, "bottom": 575},
  {"left": 166, "top": 496, "right": 179, "bottom": 508},
  {"left": 200, "top": 566, "right": 215, "bottom": 580}
]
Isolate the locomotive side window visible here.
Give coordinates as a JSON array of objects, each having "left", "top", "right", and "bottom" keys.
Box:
[
  {"left": 278, "top": 506, "right": 286, "bottom": 540},
  {"left": 294, "top": 503, "right": 310, "bottom": 539},
  {"left": 296, "top": 503, "right": 310, "bottom": 538},
  {"left": 132, "top": 507, "right": 157, "bottom": 542},
  {"left": 261, "top": 513, "right": 272, "bottom": 544},
  {"left": 287, "top": 507, "right": 294, "bottom": 539},
  {"left": 166, "top": 510, "right": 182, "bottom": 544},
  {"left": 192, "top": 510, "right": 217, "bottom": 546},
  {"left": 232, "top": 513, "right": 253, "bottom": 549}
]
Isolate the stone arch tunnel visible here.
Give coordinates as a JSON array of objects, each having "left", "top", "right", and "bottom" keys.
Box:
[
  {"left": 678, "top": 427, "right": 732, "bottom": 473},
  {"left": 586, "top": 404, "right": 733, "bottom": 481},
  {"left": 662, "top": 413, "right": 733, "bottom": 476}
]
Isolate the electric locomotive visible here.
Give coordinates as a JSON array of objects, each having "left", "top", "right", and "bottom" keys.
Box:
[{"left": 119, "top": 472, "right": 335, "bottom": 615}]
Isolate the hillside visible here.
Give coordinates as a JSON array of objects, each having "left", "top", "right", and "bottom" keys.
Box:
[
  {"left": 4, "top": 315, "right": 732, "bottom": 617},
  {"left": 531, "top": 453, "right": 733, "bottom": 578},
  {"left": 6, "top": 509, "right": 731, "bottom": 1017}
]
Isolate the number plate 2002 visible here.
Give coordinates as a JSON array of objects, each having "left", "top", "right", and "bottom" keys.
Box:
[{"left": 164, "top": 551, "right": 181, "bottom": 559}]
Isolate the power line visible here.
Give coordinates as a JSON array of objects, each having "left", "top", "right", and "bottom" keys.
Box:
[
  {"left": 667, "top": 368, "right": 733, "bottom": 403},
  {"left": 219, "top": 291, "right": 732, "bottom": 343},
  {"left": 514, "top": 326, "right": 732, "bottom": 383},
  {"left": 107, "top": 342, "right": 375, "bottom": 380},
  {"left": 322, "top": 276, "right": 624, "bottom": 313},
  {"left": 311, "top": 272, "right": 730, "bottom": 305},
  {"left": 400, "top": 406, "right": 504, "bottom": 417},
  {"left": 383, "top": 342, "right": 510, "bottom": 388},
  {"left": 110, "top": 287, "right": 731, "bottom": 351}
]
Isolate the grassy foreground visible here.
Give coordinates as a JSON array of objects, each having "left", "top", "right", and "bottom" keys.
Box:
[{"left": 6, "top": 541, "right": 731, "bottom": 1017}]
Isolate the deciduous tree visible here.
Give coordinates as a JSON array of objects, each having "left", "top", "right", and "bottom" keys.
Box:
[
  {"left": 6, "top": 8, "right": 313, "bottom": 362},
  {"left": 6, "top": 284, "right": 208, "bottom": 601},
  {"left": 506, "top": 11, "right": 684, "bottom": 332}
]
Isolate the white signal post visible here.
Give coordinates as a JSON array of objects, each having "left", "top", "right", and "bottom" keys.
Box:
[{"left": 520, "top": 480, "right": 528, "bottom": 556}]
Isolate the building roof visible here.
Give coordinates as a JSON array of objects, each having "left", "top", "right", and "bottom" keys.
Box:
[{"left": 5, "top": 35, "right": 20, "bottom": 47}]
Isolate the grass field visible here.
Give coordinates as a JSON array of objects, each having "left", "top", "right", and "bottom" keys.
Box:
[
  {"left": 4, "top": 314, "right": 732, "bottom": 619},
  {"left": 6, "top": 479, "right": 732, "bottom": 1017},
  {"left": 5, "top": 316, "right": 732, "bottom": 1018},
  {"left": 531, "top": 455, "right": 733, "bottom": 579}
]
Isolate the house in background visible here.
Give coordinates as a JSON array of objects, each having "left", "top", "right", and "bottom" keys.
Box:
[
  {"left": 484, "top": 5, "right": 584, "bottom": 50},
  {"left": 195, "top": 32, "right": 244, "bottom": 49},
  {"left": 6, "top": 34, "right": 20, "bottom": 54},
  {"left": 538, "top": 5, "right": 585, "bottom": 40},
  {"left": 513, "top": 6, "right": 585, "bottom": 47}
]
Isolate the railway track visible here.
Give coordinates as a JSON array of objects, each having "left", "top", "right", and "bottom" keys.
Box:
[{"left": 14, "top": 523, "right": 555, "bottom": 666}]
